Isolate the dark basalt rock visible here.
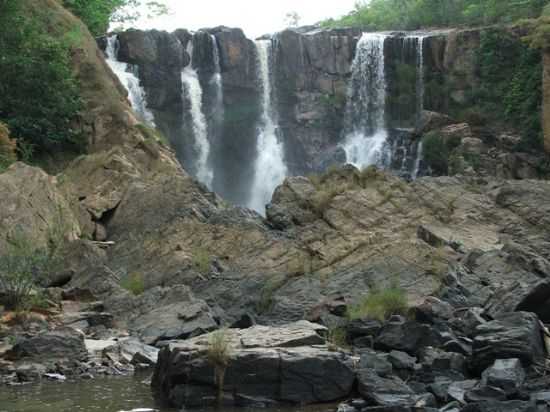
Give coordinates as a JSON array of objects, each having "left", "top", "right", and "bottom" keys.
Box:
[
  {"left": 152, "top": 322, "right": 355, "bottom": 408},
  {"left": 9, "top": 327, "right": 87, "bottom": 361},
  {"left": 471, "top": 312, "right": 546, "bottom": 373},
  {"left": 481, "top": 359, "right": 526, "bottom": 396}
]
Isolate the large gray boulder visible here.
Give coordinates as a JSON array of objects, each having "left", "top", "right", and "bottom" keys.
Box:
[
  {"left": 10, "top": 327, "right": 87, "bottom": 361},
  {"left": 128, "top": 286, "right": 218, "bottom": 345},
  {"left": 472, "top": 312, "right": 546, "bottom": 372},
  {"left": 152, "top": 321, "right": 355, "bottom": 408}
]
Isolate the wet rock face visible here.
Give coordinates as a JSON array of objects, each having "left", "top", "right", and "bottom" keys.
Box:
[{"left": 273, "top": 28, "right": 359, "bottom": 175}]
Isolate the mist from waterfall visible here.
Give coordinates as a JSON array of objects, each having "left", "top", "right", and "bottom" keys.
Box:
[
  {"left": 248, "top": 40, "right": 288, "bottom": 214},
  {"left": 105, "top": 35, "right": 155, "bottom": 126},
  {"left": 342, "top": 33, "right": 389, "bottom": 169},
  {"left": 181, "top": 42, "right": 213, "bottom": 188}
]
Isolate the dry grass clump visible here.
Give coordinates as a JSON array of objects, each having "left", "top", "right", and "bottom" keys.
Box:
[{"left": 348, "top": 286, "right": 409, "bottom": 321}]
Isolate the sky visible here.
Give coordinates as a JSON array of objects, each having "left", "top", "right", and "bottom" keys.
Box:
[{"left": 119, "top": 0, "right": 358, "bottom": 39}]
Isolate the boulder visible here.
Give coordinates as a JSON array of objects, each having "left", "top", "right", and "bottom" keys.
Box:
[
  {"left": 131, "top": 300, "right": 218, "bottom": 345},
  {"left": 104, "top": 337, "right": 159, "bottom": 366},
  {"left": 9, "top": 327, "right": 87, "bottom": 361},
  {"left": 388, "top": 350, "right": 417, "bottom": 370},
  {"left": 459, "top": 400, "right": 537, "bottom": 412},
  {"left": 359, "top": 350, "right": 393, "bottom": 377},
  {"left": 472, "top": 312, "right": 546, "bottom": 372},
  {"left": 357, "top": 369, "right": 435, "bottom": 408},
  {"left": 152, "top": 321, "right": 355, "bottom": 408},
  {"left": 375, "top": 319, "right": 443, "bottom": 355},
  {"left": 481, "top": 359, "right": 525, "bottom": 396},
  {"left": 0, "top": 163, "right": 80, "bottom": 252},
  {"left": 416, "top": 111, "right": 455, "bottom": 134}
]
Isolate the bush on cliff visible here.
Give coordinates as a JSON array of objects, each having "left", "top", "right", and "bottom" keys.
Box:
[
  {"left": 0, "top": 0, "right": 84, "bottom": 159},
  {"left": 0, "top": 235, "right": 50, "bottom": 311},
  {"left": 63, "top": 0, "right": 168, "bottom": 36},
  {"left": 0, "top": 123, "right": 17, "bottom": 172}
]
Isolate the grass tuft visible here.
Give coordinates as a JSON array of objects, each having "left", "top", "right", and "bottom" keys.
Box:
[{"left": 348, "top": 286, "right": 408, "bottom": 321}]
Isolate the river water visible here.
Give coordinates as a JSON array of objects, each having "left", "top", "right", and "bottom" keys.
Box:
[{"left": 0, "top": 375, "right": 338, "bottom": 412}]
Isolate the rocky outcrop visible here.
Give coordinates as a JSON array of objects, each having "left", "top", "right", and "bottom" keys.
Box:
[
  {"left": 152, "top": 321, "right": 356, "bottom": 408},
  {"left": 0, "top": 162, "right": 82, "bottom": 252}
]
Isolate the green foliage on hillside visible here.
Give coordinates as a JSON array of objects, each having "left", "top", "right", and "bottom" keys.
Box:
[
  {"left": 0, "top": 0, "right": 84, "bottom": 159},
  {"left": 322, "top": 0, "right": 550, "bottom": 31},
  {"left": 473, "top": 29, "right": 543, "bottom": 150},
  {"left": 63, "top": 0, "right": 168, "bottom": 36}
]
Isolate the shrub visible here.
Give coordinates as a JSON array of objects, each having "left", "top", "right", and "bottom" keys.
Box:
[
  {"left": 192, "top": 248, "right": 211, "bottom": 274},
  {"left": 327, "top": 326, "right": 349, "bottom": 351},
  {"left": 135, "top": 124, "right": 168, "bottom": 146},
  {"left": 0, "top": 122, "right": 17, "bottom": 172},
  {"left": 0, "top": 235, "right": 50, "bottom": 310},
  {"left": 121, "top": 272, "right": 145, "bottom": 295},
  {"left": 348, "top": 286, "right": 408, "bottom": 321},
  {"left": 207, "top": 328, "right": 232, "bottom": 405},
  {"left": 0, "top": 0, "right": 84, "bottom": 158},
  {"left": 422, "top": 132, "right": 461, "bottom": 176}
]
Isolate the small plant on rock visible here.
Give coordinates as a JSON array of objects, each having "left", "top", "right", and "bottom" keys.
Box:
[
  {"left": 207, "top": 328, "right": 232, "bottom": 406},
  {"left": 327, "top": 326, "right": 349, "bottom": 351},
  {"left": 348, "top": 285, "right": 408, "bottom": 321},
  {"left": 121, "top": 272, "right": 145, "bottom": 296},
  {"left": 192, "top": 248, "right": 211, "bottom": 274}
]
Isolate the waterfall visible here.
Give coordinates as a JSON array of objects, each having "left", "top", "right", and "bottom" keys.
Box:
[
  {"left": 248, "top": 40, "right": 288, "bottom": 214},
  {"left": 342, "top": 33, "right": 389, "bottom": 169},
  {"left": 210, "top": 35, "right": 224, "bottom": 125},
  {"left": 413, "top": 35, "right": 426, "bottom": 178},
  {"left": 105, "top": 35, "right": 155, "bottom": 126},
  {"left": 181, "top": 42, "right": 213, "bottom": 188},
  {"left": 415, "top": 35, "right": 426, "bottom": 120}
]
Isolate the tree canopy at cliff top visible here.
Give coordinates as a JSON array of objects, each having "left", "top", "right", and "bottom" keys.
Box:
[
  {"left": 322, "top": 0, "right": 550, "bottom": 30},
  {"left": 63, "top": 0, "right": 168, "bottom": 36}
]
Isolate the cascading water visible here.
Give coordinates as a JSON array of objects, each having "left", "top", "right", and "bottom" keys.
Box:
[
  {"left": 342, "top": 33, "right": 389, "bottom": 169},
  {"left": 105, "top": 35, "right": 155, "bottom": 126},
  {"left": 248, "top": 40, "right": 288, "bottom": 214},
  {"left": 412, "top": 35, "right": 426, "bottom": 179},
  {"left": 210, "top": 35, "right": 224, "bottom": 125},
  {"left": 181, "top": 42, "right": 213, "bottom": 188}
]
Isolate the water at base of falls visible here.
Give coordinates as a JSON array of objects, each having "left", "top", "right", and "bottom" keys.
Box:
[
  {"left": 181, "top": 42, "right": 214, "bottom": 189},
  {"left": 342, "top": 33, "right": 389, "bottom": 170},
  {"left": 105, "top": 36, "right": 155, "bottom": 127},
  {"left": 248, "top": 40, "right": 287, "bottom": 214}
]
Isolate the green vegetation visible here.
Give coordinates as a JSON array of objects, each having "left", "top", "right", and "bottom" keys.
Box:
[
  {"left": 0, "top": 0, "right": 84, "bottom": 160},
  {"left": 322, "top": 0, "right": 549, "bottom": 31},
  {"left": 474, "top": 29, "right": 542, "bottom": 151},
  {"left": 327, "top": 326, "right": 349, "bottom": 351},
  {"left": 348, "top": 285, "right": 408, "bottom": 321},
  {"left": 63, "top": 0, "right": 168, "bottom": 36},
  {"left": 0, "top": 235, "right": 51, "bottom": 311},
  {"left": 192, "top": 248, "right": 211, "bottom": 274},
  {"left": 422, "top": 132, "right": 461, "bottom": 175},
  {"left": 135, "top": 124, "right": 169, "bottom": 146},
  {"left": 207, "top": 328, "right": 232, "bottom": 406},
  {"left": 0, "top": 122, "right": 17, "bottom": 173},
  {"left": 121, "top": 272, "right": 145, "bottom": 295}
]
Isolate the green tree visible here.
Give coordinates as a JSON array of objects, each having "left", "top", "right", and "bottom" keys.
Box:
[
  {"left": 0, "top": 0, "right": 84, "bottom": 158},
  {"left": 63, "top": 0, "right": 169, "bottom": 36}
]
